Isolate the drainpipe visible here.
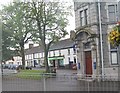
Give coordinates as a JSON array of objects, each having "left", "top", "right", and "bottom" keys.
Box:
[
  {"left": 98, "top": 0, "right": 104, "bottom": 78},
  {"left": 117, "top": 1, "right": 120, "bottom": 91},
  {"left": 118, "top": 45, "right": 120, "bottom": 93}
]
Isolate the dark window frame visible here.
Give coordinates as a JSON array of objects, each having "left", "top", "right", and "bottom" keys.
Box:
[
  {"left": 80, "top": 10, "right": 84, "bottom": 26},
  {"left": 108, "top": 4, "right": 118, "bottom": 22},
  {"left": 74, "top": 57, "right": 76, "bottom": 64},
  {"left": 80, "top": 8, "right": 88, "bottom": 26},
  {"left": 68, "top": 49, "right": 70, "bottom": 55},
  {"left": 59, "top": 50, "right": 61, "bottom": 56},
  {"left": 68, "top": 57, "right": 70, "bottom": 62},
  {"left": 73, "top": 47, "right": 76, "bottom": 54},
  {"left": 53, "top": 51, "right": 55, "bottom": 56},
  {"left": 84, "top": 9, "right": 88, "bottom": 25},
  {"left": 110, "top": 50, "right": 118, "bottom": 65}
]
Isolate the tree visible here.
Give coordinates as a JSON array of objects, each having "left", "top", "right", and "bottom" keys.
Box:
[
  {"left": 2, "top": 25, "right": 15, "bottom": 62},
  {"left": 2, "top": 2, "right": 34, "bottom": 68},
  {"left": 0, "top": 9, "right": 14, "bottom": 62},
  {"left": 26, "top": 1, "right": 72, "bottom": 72}
]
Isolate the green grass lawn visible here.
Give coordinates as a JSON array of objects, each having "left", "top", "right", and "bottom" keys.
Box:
[{"left": 16, "top": 70, "right": 46, "bottom": 80}]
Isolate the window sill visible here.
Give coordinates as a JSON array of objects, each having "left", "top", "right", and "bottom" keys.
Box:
[{"left": 109, "top": 64, "right": 119, "bottom": 67}]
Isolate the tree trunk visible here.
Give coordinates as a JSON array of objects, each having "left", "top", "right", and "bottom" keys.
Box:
[
  {"left": 21, "top": 44, "right": 25, "bottom": 69},
  {"left": 44, "top": 52, "right": 49, "bottom": 73},
  {"left": 43, "top": 45, "right": 49, "bottom": 73}
]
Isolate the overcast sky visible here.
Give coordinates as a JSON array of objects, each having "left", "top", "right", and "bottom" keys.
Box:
[
  {"left": 0, "top": 0, "right": 75, "bottom": 32},
  {"left": 0, "top": 0, "right": 75, "bottom": 48}
]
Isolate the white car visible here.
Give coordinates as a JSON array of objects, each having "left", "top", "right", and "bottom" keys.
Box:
[{"left": 8, "top": 64, "right": 19, "bottom": 69}]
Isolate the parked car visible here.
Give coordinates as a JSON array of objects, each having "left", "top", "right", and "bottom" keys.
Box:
[
  {"left": 8, "top": 64, "right": 19, "bottom": 69},
  {"left": 26, "top": 66, "right": 32, "bottom": 70},
  {"left": 17, "top": 65, "right": 24, "bottom": 69},
  {"left": 34, "top": 65, "right": 41, "bottom": 68},
  {"left": 2, "top": 64, "right": 9, "bottom": 69},
  {"left": 35, "top": 64, "right": 45, "bottom": 68}
]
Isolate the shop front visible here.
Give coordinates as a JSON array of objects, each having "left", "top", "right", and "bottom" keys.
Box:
[{"left": 48, "top": 56, "right": 64, "bottom": 69}]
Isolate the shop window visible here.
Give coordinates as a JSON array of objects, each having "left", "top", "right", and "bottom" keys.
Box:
[{"left": 59, "top": 60, "right": 64, "bottom": 66}]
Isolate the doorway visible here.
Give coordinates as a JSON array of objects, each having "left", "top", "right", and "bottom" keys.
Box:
[{"left": 85, "top": 51, "right": 92, "bottom": 76}]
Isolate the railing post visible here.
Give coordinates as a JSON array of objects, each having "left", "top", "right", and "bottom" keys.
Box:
[
  {"left": 87, "top": 81, "right": 89, "bottom": 93},
  {"left": 118, "top": 45, "right": 120, "bottom": 93},
  {"left": 43, "top": 74, "right": 46, "bottom": 91}
]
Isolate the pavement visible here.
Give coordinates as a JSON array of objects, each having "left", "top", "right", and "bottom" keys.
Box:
[
  {"left": 56, "top": 69, "right": 77, "bottom": 74},
  {"left": 2, "top": 69, "right": 17, "bottom": 74}
]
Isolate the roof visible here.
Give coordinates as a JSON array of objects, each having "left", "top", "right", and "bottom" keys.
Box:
[
  {"left": 25, "top": 39, "right": 74, "bottom": 55},
  {"left": 25, "top": 46, "right": 44, "bottom": 55},
  {"left": 49, "top": 39, "right": 74, "bottom": 50}
]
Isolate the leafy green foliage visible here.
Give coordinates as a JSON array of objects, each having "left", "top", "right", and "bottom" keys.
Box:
[
  {"left": 25, "top": 1, "right": 72, "bottom": 72},
  {"left": 2, "top": 27, "right": 14, "bottom": 61},
  {"left": 27, "top": 2, "right": 71, "bottom": 44},
  {"left": 2, "top": 2, "right": 34, "bottom": 65},
  {"left": 2, "top": 1, "right": 72, "bottom": 71}
]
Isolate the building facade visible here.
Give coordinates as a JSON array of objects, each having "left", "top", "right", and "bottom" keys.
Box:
[
  {"left": 5, "top": 56, "right": 22, "bottom": 65},
  {"left": 72, "top": 1, "right": 119, "bottom": 79},
  {"left": 25, "top": 39, "right": 77, "bottom": 69},
  {"left": 5, "top": 39, "right": 77, "bottom": 70}
]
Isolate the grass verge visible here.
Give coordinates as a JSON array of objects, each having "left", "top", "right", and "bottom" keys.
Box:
[{"left": 16, "top": 70, "right": 46, "bottom": 80}]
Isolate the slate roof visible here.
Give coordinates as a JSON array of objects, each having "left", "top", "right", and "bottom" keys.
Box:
[
  {"left": 25, "top": 46, "right": 44, "bottom": 55},
  {"left": 49, "top": 39, "right": 74, "bottom": 50},
  {"left": 25, "top": 38, "right": 74, "bottom": 55}
]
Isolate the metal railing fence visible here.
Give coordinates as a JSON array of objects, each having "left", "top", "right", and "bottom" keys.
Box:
[{"left": 2, "top": 73, "right": 120, "bottom": 91}]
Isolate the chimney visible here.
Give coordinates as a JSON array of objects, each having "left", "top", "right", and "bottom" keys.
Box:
[
  {"left": 29, "top": 44, "right": 33, "bottom": 49},
  {"left": 70, "top": 30, "right": 75, "bottom": 40}
]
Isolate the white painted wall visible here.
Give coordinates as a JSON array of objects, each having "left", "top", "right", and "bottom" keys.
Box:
[
  {"left": 7, "top": 47, "right": 77, "bottom": 67},
  {"left": 46, "top": 48, "right": 77, "bottom": 66},
  {"left": 5, "top": 56, "right": 22, "bottom": 65}
]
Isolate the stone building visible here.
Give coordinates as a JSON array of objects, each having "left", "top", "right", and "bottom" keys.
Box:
[{"left": 72, "top": 1, "right": 119, "bottom": 79}]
